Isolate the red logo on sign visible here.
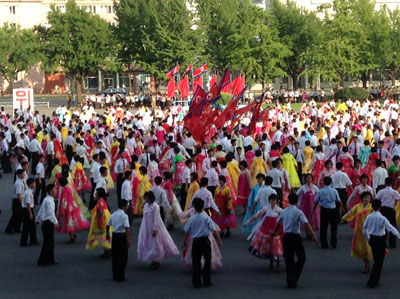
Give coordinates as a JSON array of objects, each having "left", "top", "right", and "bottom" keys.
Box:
[{"left": 15, "top": 90, "right": 31, "bottom": 108}]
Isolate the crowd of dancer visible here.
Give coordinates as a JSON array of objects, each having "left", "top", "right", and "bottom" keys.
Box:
[{"left": 3, "top": 95, "right": 400, "bottom": 289}]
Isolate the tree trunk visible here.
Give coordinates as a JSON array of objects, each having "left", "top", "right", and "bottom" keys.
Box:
[
  {"left": 128, "top": 70, "right": 133, "bottom": 94},
  {"left": 389, "top": 70, "right": 397, "bottom": 87},
  {"left": 291, "top": 73, "right": 297, "bottom": 90},
  {"left": 360, "top": 72, "right": 368, "bottom": 89},
  {"left": 76, "top": 75, "right": 84, "bottom": 105}
]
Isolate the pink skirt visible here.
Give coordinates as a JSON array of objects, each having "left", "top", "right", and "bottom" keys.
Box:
[{"left": 249, "top": 216, "right": 283, "bottom": 259}]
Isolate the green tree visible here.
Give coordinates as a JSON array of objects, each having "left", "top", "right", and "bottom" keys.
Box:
[
  {"left": 115, "top": 0, "right": 196, "bottom": 90},
  {"left": 41, "top": 0, "right": 116, "bottom": 102},
  {"left": 383, "top": 8, "right": 400, "bottom": 86},
  {"left": 270, "top": 0, "right": 322, "bottom": 88},
  {"left": 301, "top": 0, "right": 364, "bottom": 88},
  {"left": 249, "top": 8, "right": 291, "bottom": 90},
  {"left": 0, "top": 24, "right": 41, "bottom": 92}
]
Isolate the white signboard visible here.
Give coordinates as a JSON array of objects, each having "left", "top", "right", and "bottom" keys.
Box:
[{"left": 13, "top": 88, "right": 34, "bottom": 111}]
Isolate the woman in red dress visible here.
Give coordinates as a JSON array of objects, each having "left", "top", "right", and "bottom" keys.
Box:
[
  {"left": 363, "top": 147, "right": 379, "bottom": 183},
  {"left": 57, "top": 177, "right": 90, "bottom": 243},
  {"left": 237, "top": 161, "right": 252, "bottom": 214}
]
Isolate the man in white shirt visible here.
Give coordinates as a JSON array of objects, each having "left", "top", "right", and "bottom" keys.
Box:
[
  {"left": 121, "top": 170, "right": 133, "bottom": 225},
  {"left": 45, "top": 133, "right": 56, "bottom": 178},
  {"left": 363, "top": 199, "right": 400, "bottom": 288},
  {"left": 6, "top": 169, "right": 25, "bottom": 234},
  {"left": 28, "top": 133, "right": 43, "bottom": 175},
  {"left": 251, "top": 176, "right": 277, "bottom": 213},
  {"left": 138, "top": 146, "right": 151, "bottom": 168},
  {"left": 36, "top": 184, "right": 59, "bottom": 266},
  {"left": 150, "top": 176, "right": 171, "bottom": 222},
  {"left": 114, "top": 152, "right": 129, "bottom": 201},
  {"left": 190, "top": 178, "right": 219, "bottom": 213},
  {"left": 34, "top": 155, "right": 46, "bottom": 205},
  {"left": 372, "top": 159, "right": 388, "bottom": 191},
  {"left": 183, "top": 133, "right": 196, "bottom": 156},
  {"left": 375, "top": 177, "right": 400, "bottom": 248},
  {"left": 95, "top": 166, "right": 108, "bottom": 197},
  {"left": 21, "top": 178, "right": 38, "bottom": 246},
  {"left": 204, "top": 161, "right": 219, "bottom": 196},
  {"left": 180, "top": 159, "right": 193, "bottom": 209},
  {"left": 331, "top": 162, "right": 352, "bottom": 212},
  {"left": 266, "top": 160, "right": 285, "bottom": 206},
  {"left": 202, "top": 149, "right": 216, "bottom": 174},
  {"left": 64, "top": 131, "right": 75, "bottom": 163}
]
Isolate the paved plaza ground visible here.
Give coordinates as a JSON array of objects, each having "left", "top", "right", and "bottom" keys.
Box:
[{"left": 0, "top": 172, "right": 399, "bottom": 299}]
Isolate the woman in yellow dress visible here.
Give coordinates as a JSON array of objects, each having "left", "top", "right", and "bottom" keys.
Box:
[
  {"left": 86, "top": 188, "right": 112, "bottom": 256},
  {"left": 342, "top": 191, "right": 373, "bottom": 273},
  {"left": 302, "top": 141, "right": 314, "bottom": 175},
  {"left": 281, "top": 147, "right": 301, "bottom": 189},
  {"left": 226, "top": 153, "right": 240, "bottom": 197},
  {"left": 250, "top": 150, "right": 268, "bottom": 186},
  {"left": 184, "top": 173, "right": 200, "bottom": 211},
  {"left": 134, "top": 166, "right": 152, "bottom": 215}
]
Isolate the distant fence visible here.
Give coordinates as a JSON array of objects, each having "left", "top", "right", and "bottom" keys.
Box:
[{"left": 0, "top": 102, "right": 50, "bottom": 108}]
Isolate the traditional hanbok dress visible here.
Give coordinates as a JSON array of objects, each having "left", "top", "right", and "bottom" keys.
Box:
[
  {"left": 171, "top": 154, "right": 185, "bottom": 187},
  {"left": 137, "top": 202, "right": 180, "bottom": 262},
  {"left": 310, "top": 152, "right": 325, "bottom": 185},
  {"left": 348, "top": 167, "right": 366, "bottom": 197},
  {"left": 155, "top": 126, "right": 166, "bottom": 144},
  {"left": 227, "top": 161, "right": 240, "bottom": 198},
  {"left": 357, "top": 146, "right": 371, "bottom": 168},
  {"left": 104, "top": 161, "right": 114, "bottom": 189},
  {"left": 86, "top": 198, "right": 111, "bottom": 250},
  {"left": 245, "top": 151, "right": 255, "bottom": 168},
  {"left": 317, "top": 168, "right": 335, "bottom": 189},
  {"left": 338, "top": 153, "right": 354, "bottom": 175},
  {"left": 388, "top": 164, "right": 400, "bottom": 190},
  {"left": 248, "top": 206, "right": 284, "bottom": 260},
  {"left": 269, "top": 150, "right": 281, "bottom": 162},
  {"left": 242, "top": 184, "right": 265, "bottom": 233},
  {"left": 347, "top": 184, "right": 375, "bottom": 228},
  {"left": 364, "top": 153, "right": 379, "bottom": 183},
  {"left": 297, "top": 184, "right": 320, "bottom": 231},
  {"left": 57, "top": 185, "right": 90, "bottom": 233},
  {"left": 237, "top": 169, "right": 252, "bottom": 206},
  {"left": 282, "top": 153, "right": 301, "bottom": 188},
  {"left": 163, "top": 180, "right": 182, "bottom": 226},
  {"left": 54, "top": 139, "right": 69, "bottom": 165},
  {"left": 180, "top": 208, "right": 222, "bottom": 271},
  {"left": 148, "top": 160, "right": 161, "bottom": 186},
  {"left": 281, "top": 167, "right": 291, "bottom": 208},
  {"left": 221, "top": 168, "right": 237, "bottom": 206},
  {"left": 250, "top": 157, "right": 267, "bottom": 186},
  {"left": 302, "top": 146, "right": 314, "bottom": 175},
  {"left": 134, "top": 175, "right": 152, "bottom": 215},
  {"left": 342, "top": 204, "right": 373, "bottom": 261},
  {"left": 196, "top": 151, "right": 207, "bottom": 179},
  {"left": 184, "top": 181, "right": 200, "bottom": 211},
  {"left": 71, "top": 162, "right": 92, "bottom": 193},
  {"left": 212, "top": 185, "right": 237, "bottom": 230}
]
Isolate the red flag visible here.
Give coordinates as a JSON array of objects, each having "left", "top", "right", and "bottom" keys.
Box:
[
  {"left": 166, "top": 65, "right": 180, "bottom": 79},
  {"left": 167, "top": 78, "right": 176, "bottom": 98},
  {"left": 178, "top": 77, "right": 189, "bottom": 98},
  {"left": 232, "top": 74, "right": 245, "bottom": 96},
  {"left": 182, "top": 64, "right": 193, "bottom": 78},
  {"left": 206, "top": 83, "right": 221, "bottom": 104},
  {"left": 219, "top": 69, "right": 231, "bottom": 94},
  {"left": 210, "top": 76, "right": 217, "bottom": 87},
  {"left": 193, "top": 64, "right": 208, "bottom": 77},
  {"left": 185, "top": 85, "right": 207, "bottom": 120},
  {"left": 226, "top": 100, "right": 256, "bottom": 133},
  {"left": 248, "top": 101, "right": 262, "bottom": 135},
  {"left": 193, "top": 75, "right": 203, "bottom": 91}
]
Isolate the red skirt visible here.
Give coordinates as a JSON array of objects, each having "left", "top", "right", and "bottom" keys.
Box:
[{"left": 249, "top": 216, "right": 283, "bottom": 259}]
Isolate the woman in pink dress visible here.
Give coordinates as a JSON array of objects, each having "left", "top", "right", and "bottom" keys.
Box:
[
  {"left": 155, "top": 122, "right": 166, "bottom": 144},
  {"left": 57, "top": 176, "right": 90, "bottom": 243},
  {"left": 137, "top": 191, "right": 180, "bottom": 269},
  {"left": 317, "top": 160, "right": 334, "bottom": 188},
  {"left": 297, "top": 174, "right": 320, "bottom": 234},
  {"left": 237, "top": 161, "right": 252, "bottom": 214},
  {"left": 180, "top": 208, "right": 223, "bottom": 271},
  {"left": 338, "top": 146, "right": 354, "bottom": 176},
  {"left": 245, "top": 145, "right": 255, "bottom": 167},
  {"left": 244, "top": 194, "right": 284, "bottom": 271},
  {"left": 171, "top": 147, "right": 185, "bottom": 187}
]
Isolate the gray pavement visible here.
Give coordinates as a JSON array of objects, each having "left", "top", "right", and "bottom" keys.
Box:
[{"left": 0, "top": 170, "right": 398, "bottom": 299}]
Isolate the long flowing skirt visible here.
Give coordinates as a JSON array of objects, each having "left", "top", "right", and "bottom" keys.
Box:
[
  {"left": 182, "top": 233, "right": 222, "bottom": 271},
  {"left": 300, "top": 191, "right": 320, "bottom": 231},
  {"left": 248, "top": 216, "right": 283, "bottom": 260},
  {"left": 237, "top": 174, "right": 251, "bottom": 206}
]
